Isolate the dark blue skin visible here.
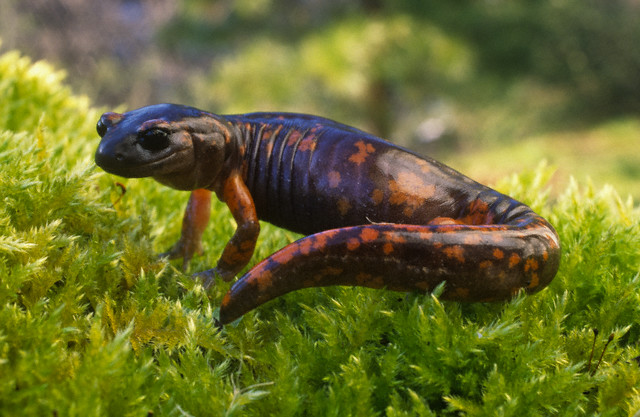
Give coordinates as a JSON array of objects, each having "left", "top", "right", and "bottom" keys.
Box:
[{"left": 95, "top": 104, "right": 561, "bottom": 324}]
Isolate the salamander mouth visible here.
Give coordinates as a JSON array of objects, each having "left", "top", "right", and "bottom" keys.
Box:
[{"left": 95, "top": 147, "right": 193, "bottom": 178}]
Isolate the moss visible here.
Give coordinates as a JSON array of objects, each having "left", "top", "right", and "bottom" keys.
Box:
[{"left": 0, "top": 49, "right": 639, "bottom": 416}]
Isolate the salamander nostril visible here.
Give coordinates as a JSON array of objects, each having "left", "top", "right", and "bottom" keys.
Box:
[{"left": 115, "top": 153, "right": 124, "bottom": 162}]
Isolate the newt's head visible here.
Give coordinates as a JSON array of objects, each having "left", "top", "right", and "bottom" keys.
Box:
[{"left": 95, "top": 103, "right": 231, "bottom": 190}]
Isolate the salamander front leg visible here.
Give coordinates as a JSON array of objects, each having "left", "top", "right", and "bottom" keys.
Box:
[
  {"left": 160, "top": 188, "right": 212, "bottom": 271},
  {"left": 194, "top": 173, "right": 260, "bottom": 289}
]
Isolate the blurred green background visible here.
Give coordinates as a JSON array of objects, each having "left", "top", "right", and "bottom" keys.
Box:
[{"left": 2, "top": 0, "right": 639, "bottom": 201}]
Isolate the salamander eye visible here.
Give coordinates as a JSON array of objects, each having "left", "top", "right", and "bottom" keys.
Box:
[
  {"left": 138, "top": 128, "right": 170, "bottom": 151},
  {"left": 96, "top": 119, "right": 107, "bottom": 137}
]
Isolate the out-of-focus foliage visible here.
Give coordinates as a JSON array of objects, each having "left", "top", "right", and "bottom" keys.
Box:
[
  {"left": 188, "top": 14, "right": 473, "bottom": 138},
  {"left": 4, "top": 0, "right": 640, "bottom": 132},
  {"left": 0, "top": 0, "right": 177, "bottom": 106},
  {"left": 395, "top": 0, "right": 640, "bottom": 116},
  {"left": 165, "top": 0, "right": 640, "bottom": 125}
]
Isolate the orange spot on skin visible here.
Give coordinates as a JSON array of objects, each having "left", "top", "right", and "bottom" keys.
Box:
[
  {"left": 418, "top": 230, "right": 433, "bottom": 242},
  {"left": 388, "top": 172, "right": 436, "bottom": 217},
  {"left": 103, "top": 112, "right": 124, "bottom": 124},
  {"left": 356, "top": 273, "right": 385, "bottom": 288},
  {"left": 254, "top": 270, "right": 273, "bottom": 292},
  {"left": 298, "top": 238, "right": 314, "bottom": 255},
  {"left": 298, "top": 137, "right": 316, "bottom": 152},
  {"left": 347, "top": 238, "right": 360, "bottom": 251},
  {"left": 469, "top": 199, "right": 489, "bottom": 212},
  {"left": 312, "top": 233, "right": 330, "bottom": 249},
  {"left": 542, "top": 250, "right": 549, "bottom": 261},
  {"left": 528, "top": 273, "right": 540, "bottom": 288},
  {"left": 444, "top": 245, "right": 465, "bottom": 263},
  {"left": 371, "top": 189, "right": 384, "bottom": 205},
  {"left": 240, "top": 240, "right": 255, "bottom": 251},
  {"left": 479, "top": 260, "right": 493, "bottom": 269},
  {"left": 312, "top": 267, "right": 344, "bottom": 283},
  {"left": 429, "top": 217, "right": 461, "bottom": 225},
  {"left": 247, "top": 260, "right": 269, "bottom": 277},
  {"left": 451, "top": 287, "right": 470, "bottom": 299},
  {"left": 355, "top": 272, "right": 372, "bottom": 285},
  {"left": 463, "top": 233, "right": 483, "bottom": 245},
  {"left": 360, "top": 227, "right": 380, "bottom": 243},
  {"left": 324, "top": 266, "right": 343, "bottom": 275},
  {"left": 271, "top": 245, "right": 299, "bottom": 264},
  {"left": 388, "top": 179, "right": 408, "bottom": 205},
  {"left": 385, "top": 231, "right": 407, "bottom": 244},
  {"left": 221, "top": 292, "right": 232, "bottom": 308},
  {"left": 348, "top": 140, "right": 376, "bottom": 165},
  {"left": 140, "top": 119, "right": 170, "bottom": 132},
  {"left": 337, "top": 197, "right": 351, "bottom": 216},
  {"left": 371, "top": 276, "right": 385, "bottom": 288},
  {"left": 493, "top": 249, "right": 504, "bottom": 260},
  {"left": 221, "top": 245, "right": 242, "bottom": 263},
  {"left": 415, "top": 281, "right": 430, "bottom": 291},
  {"left": 416, "top": 159, "right": 431, "bottom": 173},
  {"left": 322, "top": 229, "right": 340, "bottom": 240},
  {"left": 261, "top": 128, "right": 273, "bottom": 141},
  {"left": 546, "top": 232, "right": 560, "bottom": 249},
  {"left": 383, "top": 242, "right": 394, "bottom": 255},
  {"left": 509, "top": 253, "right": 521, "bottom": 268},
  {"left": 328, "top": 171, "right": 341, "bottom": 188},
  {"left": 267, "top": 125, "right": 283, "bottom": 141},
  {"left": 460, "top": 199, "right": 493, "bottom": 225},
  {"left": 489, "top": 233, "right": 505, "bottom": 243},
  {"left": 287, "top": 130, "right": 302, "bottom": 146},
  {"left": 524, "top": 258, "right": 539, "bottom": 272}
]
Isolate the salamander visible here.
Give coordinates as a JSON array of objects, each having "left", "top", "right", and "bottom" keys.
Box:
[{"left": 94, "top": 103, "right": 561, "bottom": 325}]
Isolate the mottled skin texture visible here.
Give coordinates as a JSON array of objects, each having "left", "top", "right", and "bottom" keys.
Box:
[{"left": 95, "top": 103, "right": 561, "bottom": 325}]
